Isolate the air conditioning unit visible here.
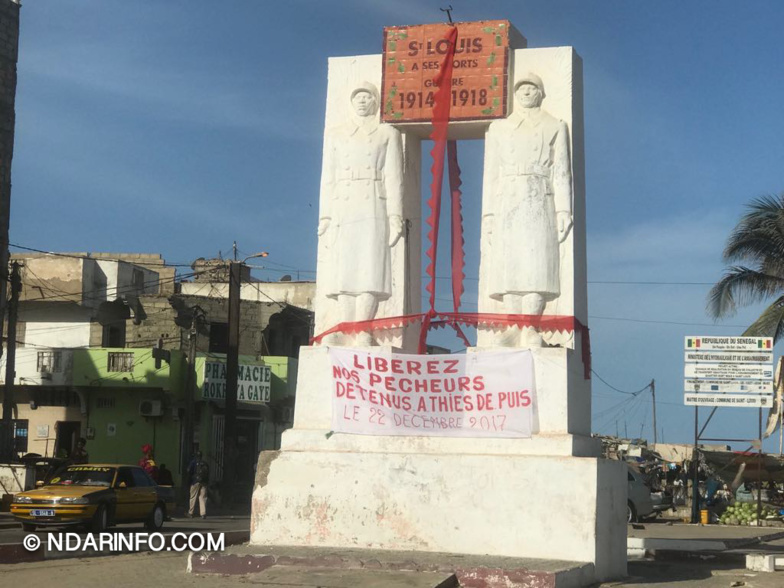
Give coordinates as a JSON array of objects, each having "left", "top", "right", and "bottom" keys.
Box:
[{"left": 139, "top": 400, "right": 163, "bottom": 417}]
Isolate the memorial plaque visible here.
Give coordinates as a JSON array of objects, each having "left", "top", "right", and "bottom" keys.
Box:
[{"left": 382, "top": 20, "right": 513, "bottom": 122}]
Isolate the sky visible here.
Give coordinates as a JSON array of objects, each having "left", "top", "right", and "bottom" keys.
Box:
[{"left": 9, "top": 0, "right": 784, "bottom": 451}]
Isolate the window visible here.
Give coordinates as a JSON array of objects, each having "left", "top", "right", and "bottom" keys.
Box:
[
  {"left": 131, "top": 468, "right": 154, "bottom": 487},
  {"left": 37, "top": 351, "right": 62, "bottom": 373},
  {"left": 132, "top": 269, "right": 145, "bottom": 290},
  {"left": 116, "top": 468, "right": 135, "bottom": 488},
  {"left": 107, "top": 352, "right": 135, "bottom": 372},
  {"left": 209, "top": 323, "right": 229, "bottom": 354},
  {"left": 102, "top": 322, "right": 126, "bottom": 348},
  {"left": 96, "top": 397, "right": 116, "bottom": 409},
  {"left": 13, "top": 420, "right": 28, "bottom": 453}
]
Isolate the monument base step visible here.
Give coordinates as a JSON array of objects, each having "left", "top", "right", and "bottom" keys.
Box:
[{"left": 187, "top": 544, "right": 597, "bottom": 588}]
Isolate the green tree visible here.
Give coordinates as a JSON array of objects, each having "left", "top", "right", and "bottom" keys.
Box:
[{"left": 708, "top": 195, "right": 784, "bottom": 341}]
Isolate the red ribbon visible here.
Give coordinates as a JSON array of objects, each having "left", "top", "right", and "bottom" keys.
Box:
[
  {"left": 420, "top": 25, "right": 458, "bottom": 354},
  {"left": 311, "top": 311, "right": 591, "bottom": 379}
]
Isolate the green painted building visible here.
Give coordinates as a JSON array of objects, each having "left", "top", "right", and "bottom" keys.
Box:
[{"left": 8, "top": 347, "right": 297, "bottom": 490}]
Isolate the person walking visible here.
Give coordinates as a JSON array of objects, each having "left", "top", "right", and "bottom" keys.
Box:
[{"left": 188, "top": 451, "right": 209, "bottom": 519}]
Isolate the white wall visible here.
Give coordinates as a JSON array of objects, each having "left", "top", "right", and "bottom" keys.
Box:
[
  {"left": 180, "top": 282, "right": 316, "bottom": 311},
  {"left": 24, "top": 321, "right": 90, "bottom": 348},
  {"left": 1, "top": 348, "right": 75, "bottom": 386}
]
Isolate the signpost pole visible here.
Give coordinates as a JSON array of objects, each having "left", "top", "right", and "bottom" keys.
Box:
[
  {"left": 692, "top": 406, "right": 700, "bottom": 524},
  {"left": 758, "top": 408, "right": 763, "bottom": 522}
]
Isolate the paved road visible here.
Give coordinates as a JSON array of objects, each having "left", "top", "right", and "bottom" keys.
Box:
[
  {"left": 1, "top": 550, "right": 784, "bottom": 588},
  {"left": 0, "top": 515, "right": 248, "bottom": 544},
  {"left": 0, "top": 551, "right": 455, "bottom": 588}
]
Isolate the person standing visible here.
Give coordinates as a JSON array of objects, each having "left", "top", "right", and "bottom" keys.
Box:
[
  {"left": 483, "top": 72, "right": 573, "bottom": 347},
  {"left": 317, "top": 82, "right": 404, "bottom": 346},
  {"left": 188, "top": 451, "right": 209, "bottom": 519},
  {"left": 138, "top": 443, "right": 159, "bottom": 482},
  {"left": 70, "top": 437, "right": 89, "bottom": 464}
]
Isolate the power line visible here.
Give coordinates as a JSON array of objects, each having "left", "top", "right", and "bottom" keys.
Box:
[
  {"left": 9, "top": 243, "right": 193, "bottom": 267},
  {"left": 589, "top": 315, "right": 751, "bottom": 328},
  {"left": 591, "top": 370, "right": 652, "bottom": 396}
]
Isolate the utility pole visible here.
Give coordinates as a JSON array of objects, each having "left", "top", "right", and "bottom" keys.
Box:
[
  {"left": 1, "top": 261, "right": 21, "bottom": 461},
  {"left": 220, "top": 251, "right": 266, "bottom": 504},
  {"left": 180, "top": 307, "right": 203, "bottom": 500},
  {"left": 651, "top": 379, "right": 657, "bottom": 445},
  {"left": 222, "top": 261, "right": 241, "bottom": 504}
]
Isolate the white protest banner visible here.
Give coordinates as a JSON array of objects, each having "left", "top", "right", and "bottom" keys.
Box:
[{"left": 329, "top": 348, "right": 534, "bottom": 438}]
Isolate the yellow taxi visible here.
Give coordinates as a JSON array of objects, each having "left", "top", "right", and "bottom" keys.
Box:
[{"left": 11, "top": 464, "right": 176, "bottom": 532}]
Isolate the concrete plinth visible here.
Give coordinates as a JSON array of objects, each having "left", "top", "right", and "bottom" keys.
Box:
[{"left": 251, "top": 445, "right": 626, "bottom": 581}]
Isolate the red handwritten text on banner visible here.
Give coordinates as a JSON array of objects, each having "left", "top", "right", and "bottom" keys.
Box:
[{"left": 330, "top": 348, "right": 534, "bottom": 438}]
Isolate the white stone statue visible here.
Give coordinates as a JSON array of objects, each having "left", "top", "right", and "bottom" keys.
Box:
[
  {"left": 317, "top": 82, "right": 404, "bottom": 346},
  {"left": 482, "top": 73, "right": 573, "bottom": 347}
]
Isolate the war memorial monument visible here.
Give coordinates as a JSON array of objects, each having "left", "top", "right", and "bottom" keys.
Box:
[{"left": 249, "top": 19, "right": 627, "bottom": 585}]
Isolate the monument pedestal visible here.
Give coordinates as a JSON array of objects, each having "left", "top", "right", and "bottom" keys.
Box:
[{"left": 250, "top": 347, "right": 627, "bottom": 582}]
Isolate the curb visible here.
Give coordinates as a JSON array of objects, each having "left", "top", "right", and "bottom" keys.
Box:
[
  {"left": 186, "top": 550, "right": 595, "bottom": 588},
  {"left": 648, "top": 549, "right": 747, "bottom": 565},
  {"left": 631, "top": 529, "right": 784, "bottom": 560},
  {"left": 0, "top": 529, "right": 249, "bottom": 564}
]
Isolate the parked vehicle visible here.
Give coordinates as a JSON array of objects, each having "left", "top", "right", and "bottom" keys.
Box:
[
  {"left": 627, "top": 466, "right": 654, "bottom": 523},
  {"left": 650, "top": 490, "right": 674, "bottom": 514},
  {"left": 11, "top": 464, "right": 176, "bottom": 532}
]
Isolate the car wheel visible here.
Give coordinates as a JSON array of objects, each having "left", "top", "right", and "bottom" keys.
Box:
[
  {"left": 91, "top": 504, "right": 108, "bottom": 533},
  {"left": 145, "top": 503, "right": 165, "bottom": 531},
  {"left": 627, "top": 501, "right": 638, "bottom": 523},
  {"left": 22, "top": 523, "right": 36, "bottom": 532}
]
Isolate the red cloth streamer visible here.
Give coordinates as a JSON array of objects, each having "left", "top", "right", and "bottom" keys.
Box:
[
  {"left": 311, "top": 311, "right": 592, "bottom": 379},
  {"left": 420, "top": 25, "right": 458, "bottom": 354},
  {"left": 448, "top": 140, "right": 465, "bottom": 315},
  {"left": 446, "top": 140, "right": 470, "bottom": 349}
]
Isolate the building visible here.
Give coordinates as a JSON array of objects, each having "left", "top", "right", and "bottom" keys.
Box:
[{"left": 2, "top": 252, "right": 314, "bottom": 492}]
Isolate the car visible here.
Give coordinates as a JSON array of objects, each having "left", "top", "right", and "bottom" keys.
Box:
[
  {"left": 627, "top": 466, "right": 654, "bottom": 523},
  {"left": 651, "top": 490, "right": 674, "bottom": 514},
  {"left": 11, "top": 464, "right": 176, "bottom": 532}
]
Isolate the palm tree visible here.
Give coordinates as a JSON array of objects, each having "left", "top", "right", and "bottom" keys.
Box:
[{"left": 708, "top": 194, "right": 784, "bottom": 341}]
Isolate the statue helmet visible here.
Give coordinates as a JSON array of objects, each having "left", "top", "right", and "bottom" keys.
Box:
[
  {"left": 350, "top": 82, "right": 380, "bottom": 105},
  {"left": 514, "top": 72, "right": 545, "bottom": 99}
]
